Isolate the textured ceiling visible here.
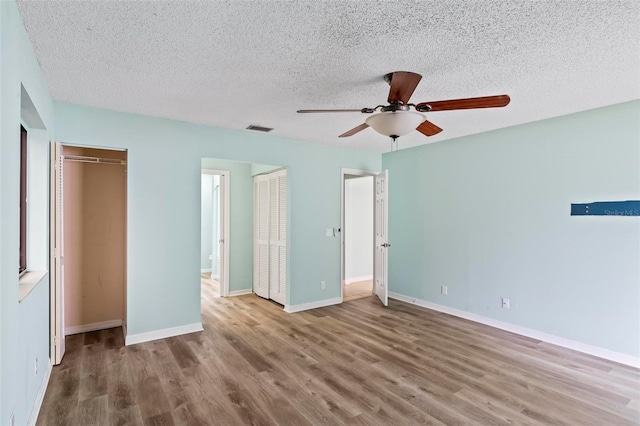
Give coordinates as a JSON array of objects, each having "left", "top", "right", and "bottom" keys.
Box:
[{"left": 17, "top": 0, "right": 640, "bottom": 152}]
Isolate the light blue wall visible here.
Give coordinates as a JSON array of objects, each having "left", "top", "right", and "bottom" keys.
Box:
[
  {"left": 0, "top": 1, "right": 53, "bottom": 424},
  {"left": 53, "top": 102, "right": 381, "bottom": 334},
  {"left": 382, "top": 101, "right": 640, "bottom": 358},
  {"left": 201, "top": 158, "right": 255, "bottom": 293},
  {"left": 251, "top": 163, "right": 281, "bottom": 176}
]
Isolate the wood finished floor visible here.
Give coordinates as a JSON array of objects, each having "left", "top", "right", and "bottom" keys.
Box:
[
  {"left": 201, "top": 273, "right": 220, "bottom": 298},
  {"left": 38, "top": 289, "right": 640, "bottom": 425},
  {"left": 343, "top": 280, "right": 373, "bottom": 302}
]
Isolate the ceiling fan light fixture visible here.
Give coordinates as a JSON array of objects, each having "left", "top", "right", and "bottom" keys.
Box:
[{"left": 365, "top": 111, "right": 425, "bottom": 138}]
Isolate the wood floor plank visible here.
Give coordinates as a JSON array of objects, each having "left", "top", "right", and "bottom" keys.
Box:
[
  {"left": 78, "top": 394, "right": 109, "bottom": 426},
  {"left": 37, "top": 286, "right": 640, "bottom": 426},
  {"left": 131, "top": 375, "right": 173, "bottom": 421},
  {"left": 109, "top": 405, "right": 144, "bottom": 426}
]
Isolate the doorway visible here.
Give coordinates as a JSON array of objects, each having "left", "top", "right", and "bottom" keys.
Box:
[
  {"left": 341, "top": 168, "right": 389, "bottom": 306},
  {"left": 200, "top": 170, "right": 230, "bottom": 301},
  {"left": 343, "top": 174, "right": 374, "bottom": 302},
  {"left": 50, "top": 144, "right": 128, "bottom": 364}
]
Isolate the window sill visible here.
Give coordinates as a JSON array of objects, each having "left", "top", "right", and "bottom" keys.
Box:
[{"left": 19, "top": 270, "right": 47, "bottom": 302}]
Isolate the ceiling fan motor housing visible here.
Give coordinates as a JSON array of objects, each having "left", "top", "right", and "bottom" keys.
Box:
[{"left": 382, "top": 103, "right": 410, "bottom": 112}]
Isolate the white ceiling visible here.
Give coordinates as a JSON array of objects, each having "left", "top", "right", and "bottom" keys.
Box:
[{"left": 17, "top": 0, "right": 640, "bottom": 152}]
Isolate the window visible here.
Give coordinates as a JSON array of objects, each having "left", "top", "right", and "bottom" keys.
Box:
[{"left": 19, "top": 125, "right": 27, "bottom": 274}]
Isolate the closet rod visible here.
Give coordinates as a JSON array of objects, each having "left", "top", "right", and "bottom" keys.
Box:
[{"left": 62, "top": 155, "right": 126, "bottom": 165}]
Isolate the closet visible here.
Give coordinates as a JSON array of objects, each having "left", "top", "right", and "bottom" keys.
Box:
[
  {"left": 253, "top": 169, "right": 287, "bottom": 305},
  {"left": 62, "top": 146, "right": 126, "bottom": 335}
]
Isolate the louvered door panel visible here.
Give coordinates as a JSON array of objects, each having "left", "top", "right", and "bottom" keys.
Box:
[
  {"left": 276, "top": 171, "right": 287, "bottom": 302},
  {"left": 253, "top": 176, "right": 270, "bottom": 298},
  {"left": 268, "top": 170, "right": 287, "bottom": 304},
  {"left": 254, "top": 169, "right": 287, "bottom": 305}
]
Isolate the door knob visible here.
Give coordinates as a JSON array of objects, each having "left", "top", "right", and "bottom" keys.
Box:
[{"left": 382, "top": 243, "right": 391, "bottom": 248}]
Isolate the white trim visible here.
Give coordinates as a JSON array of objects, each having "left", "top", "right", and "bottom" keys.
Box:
[
  {"left": 200, "top": 268, "right": 212, "bottom": 273},
  {"left": 229, "top": 289, "right": 253, "bottom": 297},
  {"left": 345, "top": 275, "right": 373, "bottom": 285},
  {"left": 389, "top": 292, "right": 640, "bottom": 368},
  {"left": 28, "top": 361, "right": 52, "bottom": 426},
  {"left": 125, "top": 322, "right": 203, "bottom": 346},
  {"left": 285, "top": 297, "right": 342, "bottom": 313},
  {"left": 65, "top": 319, "right": 123, "bottom": 336}
]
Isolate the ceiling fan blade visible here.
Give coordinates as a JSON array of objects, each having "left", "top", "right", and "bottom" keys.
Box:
[
  {"left": 416, "top": 95, "right": 510, "bottom": 112},
  {"left": 387, "top": 71, "right": 422, "bottom": 104},
  {"left": 339, "top": 123, "right": 369, "bottom": 138},
  {"left": 416, "top": 120, "right": 443, "bottom": 137},
  {"left": 297, "top": 109, "right": 365, "bottom": 113}
]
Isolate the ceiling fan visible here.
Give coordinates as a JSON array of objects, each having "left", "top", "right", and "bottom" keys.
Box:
[{"left": 297, "top": 71, "right": 510, "bottom": 142}]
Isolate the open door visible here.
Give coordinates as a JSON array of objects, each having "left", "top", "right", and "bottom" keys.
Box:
[
  {"left": 268, "top": 170, "right": 287, "bottom": 305},
  {"left": 217, "top": 174, "right": 227, "bottom": 296},
  {"left": 50, "top": 141, "right": 65, "bottom": 364},
  {"left": 374, "top": 170, "right": 389, "bottom": 306},
  {"left": 254, "top": 175, "right": 270, "bottom": 298}
]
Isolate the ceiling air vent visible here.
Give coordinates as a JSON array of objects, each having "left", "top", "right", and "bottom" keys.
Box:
[{"left": 246, "top": 125, "right": 273, "bottom": 133}]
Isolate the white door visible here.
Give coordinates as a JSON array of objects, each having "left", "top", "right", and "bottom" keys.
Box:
[
  {"left": 374, "top": 170, "right": 389, "bottom": 306},
  {"left": 268, "top": 170, "right": 287, "bottom": 305},
  {"left": 253, "top": 175, "right": 270, "bottom": 298},
  {"left": 50, "top": 142, "right": 65, "bottom": 364},
  {"left": 217, "top": 175, "right": 226, "bottom": 294},
  {"left": 211, "top": 178, "right": 219, "bottom": 277}
]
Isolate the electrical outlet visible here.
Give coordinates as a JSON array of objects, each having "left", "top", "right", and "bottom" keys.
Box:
[
  {"left": 501, "top": 298, "right": 510, "bottom": 309},
  {"left": 441, "top": 285, "right": 448, "bottom": 295},
  {"left": 320, "top": 281, "right": 326, "bottom": 290},
  {"left": 9, "top": 412, "right": 15, "bottom": 426},
  {"left": 35, "top": 357, "right": 38, "bottom": 376}
]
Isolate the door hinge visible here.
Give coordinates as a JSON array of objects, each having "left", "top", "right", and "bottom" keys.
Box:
[{"left": 54, "top": 335, "right": 60, "bottom": 346}]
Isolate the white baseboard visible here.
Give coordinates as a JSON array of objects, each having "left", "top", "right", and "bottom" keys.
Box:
[
  {"left": 65, "top": 319, "right": 123, "bottom": 336},
  {"left": 200, "top": 268, "right": 212, "bottom": 273},
  {"left": 389, "top": 292, "right": 640, "bottom": 368},
  {"left": 345, "top": 275, "right": 373, "bottom": 285},
  {"left": 125, "top": 322, "right": 203, "bottom": 346},
  {"left": 229, "top": 289, "right": 253, "bottom": 297},
  {"left": 28, "top": 360, "right": 52, "bottom": 426},
  {"left": 285, "top": 297, "right": 342, "bottom": 313}
]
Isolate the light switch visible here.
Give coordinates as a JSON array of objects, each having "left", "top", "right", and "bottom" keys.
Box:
[{"left": 326, "top": 228, "right": 333, "bottom": 237}]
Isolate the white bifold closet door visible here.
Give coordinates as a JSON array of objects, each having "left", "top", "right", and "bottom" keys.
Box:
[{"left": 253, "top": 169, "right": 287, "bottom": 305}]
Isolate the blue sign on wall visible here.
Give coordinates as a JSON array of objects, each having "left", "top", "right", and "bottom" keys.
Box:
[{"left": 571, "top": 200, "right": 640, "bottom": 216}]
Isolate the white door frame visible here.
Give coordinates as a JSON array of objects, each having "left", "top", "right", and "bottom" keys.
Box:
[
  {"left": 50, "top": 141, "right": 65, "bottom": 364},
  {"left": 202, "top": 169, "right": 230, "bottom": 297},
  {"left": 340, "top": 168, "right": 378, "bottom": 303}
]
